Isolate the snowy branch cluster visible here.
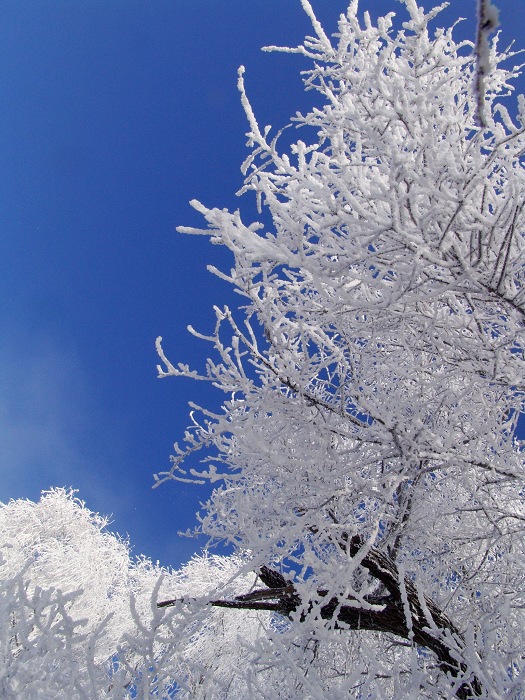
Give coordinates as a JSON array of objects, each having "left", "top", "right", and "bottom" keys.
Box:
[
  {"left": 157, "top": 0, "right": 525, "bottom": 695},
  {"left": 0, "top": 489, "right": 265, "bottom": 698},
  {"left": 5, "top": 0, "right": 525, "bottom": 697}
]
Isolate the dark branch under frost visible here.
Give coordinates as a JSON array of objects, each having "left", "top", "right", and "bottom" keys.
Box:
[{"left": 159, "top": 538, "right": 483, "bottom": 698}]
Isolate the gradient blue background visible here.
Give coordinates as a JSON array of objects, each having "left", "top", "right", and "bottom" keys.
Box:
[{"left": 1, "top": 0, "right": 524, "bottom": 570}]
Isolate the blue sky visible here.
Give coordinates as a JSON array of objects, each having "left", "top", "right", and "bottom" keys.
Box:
[{"left": 1, "top": 0, "right": 524, "bottom": 570}]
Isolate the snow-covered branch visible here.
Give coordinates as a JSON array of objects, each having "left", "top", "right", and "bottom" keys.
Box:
[{"left": 163, "top": 0, "right": 525, "bottom": 695}]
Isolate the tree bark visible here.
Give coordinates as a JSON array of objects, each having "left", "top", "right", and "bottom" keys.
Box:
[{"left": 160, "top": 538, "right": 482, "bottom": 699}]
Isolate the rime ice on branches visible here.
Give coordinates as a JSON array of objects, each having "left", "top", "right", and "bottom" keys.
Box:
[{"left": 158, "top": 0, "right": 525, "bottom": 696}]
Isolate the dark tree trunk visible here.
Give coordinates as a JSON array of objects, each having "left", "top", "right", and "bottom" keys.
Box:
[{"left": 159, "top": 537, "right": 482, "bottom": 699}]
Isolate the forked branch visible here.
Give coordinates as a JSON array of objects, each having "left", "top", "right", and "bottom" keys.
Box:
[{"left": 158, "top": 537, "right": 482, "bottom": 699}]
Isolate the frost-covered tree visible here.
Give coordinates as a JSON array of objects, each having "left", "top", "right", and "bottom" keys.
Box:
[
  {"left": 154, "top": 0, "right": 525, "bottom": 697},
  {"left": 0, "top": 489, "right": 265, "bottom": 699}
]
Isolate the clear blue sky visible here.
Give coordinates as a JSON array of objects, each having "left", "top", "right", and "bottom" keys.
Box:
[{"left": 1, "top": 0, "right": 524, "bottom": 570}]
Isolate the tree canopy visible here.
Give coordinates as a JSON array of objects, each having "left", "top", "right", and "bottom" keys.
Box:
[{"left": 157, "top": 0, "right": 525, "bottom": 695}]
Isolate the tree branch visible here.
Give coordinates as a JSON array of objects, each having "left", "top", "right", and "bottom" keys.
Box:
[{"left": 159, "top": 542, "right": 482, "bottom": 699}]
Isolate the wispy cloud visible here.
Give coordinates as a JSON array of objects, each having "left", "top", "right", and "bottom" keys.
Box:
[
  {"left": 0, "top": 322, "right": 195, "bottom": 568},
  {"left": 0, "top": 334, "right": 81, "bottom": 492},
  {"left": 0, "top": 324, "right": 125, "bottom": 516}
]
